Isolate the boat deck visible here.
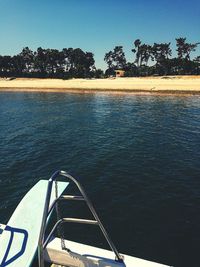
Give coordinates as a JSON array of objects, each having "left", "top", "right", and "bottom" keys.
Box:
[{"left": 44, "top": 237, "right": 171, "bottom": 267}]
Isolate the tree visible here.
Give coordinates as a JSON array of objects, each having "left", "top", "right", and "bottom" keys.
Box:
[
  {"left": 152, "top": 43, "right": 171, "bottom": 62},
  {"left": 140, "top": 44, "right": 153, "bottom": 66},
  {"left": 124, "top": 62, "right": 138, "bottom": 77},
  {"left": 62, "top": 48, "right": 95, "bottom": 78},
  {"left": 84, "top": 52, "right": 95, "bottom": 76},
  {"left": 104, "top": 51, "right": 114, "bottom": 70},
  {"left": 193, "top": 56, "right": 200, "bottom": 74},
  {"left": 93, "top": 69, "right": 104, "bottom": 78},
  {"left": 132, "top": 40, "right": 154, "bottom": 76},
  {"left": 34, "top": 47, "right": 47, "bottom": 76},
  {"left": 62, "top": 48, "right": 73, "bottom": 71},
  {"left": 176, "top": 37, "right": 199, "bottom": 60},
  {"left": 132, "top": 40, "right": 153, "bottom": 68},
  {"left": 104, "top": 46, "right": 126, "bottom": 73},
  {"left": 19, "top": 47, "right": 34, "bottom": 73},
  {"left": 113, "top": 46, "right": 126, "bottom": 69},
  {"left": 0, "top": 56, "right": 12, "bottom": 76},
  {"left": 132, "top": 39, "right": 141, "bottom": 67},
  {"left": 45, "top": 49, "right": 60, "bottom": 74},
  {"left": 11, "top": 55, "right": 25, "bottom": 76},
  {"left": 152, "top": 43, "right": 172, "bottom": 75}
]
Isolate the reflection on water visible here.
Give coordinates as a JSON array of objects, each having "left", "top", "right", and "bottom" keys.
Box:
[{"left": 0, "top": 92, "right": 200, "bottom": 267}]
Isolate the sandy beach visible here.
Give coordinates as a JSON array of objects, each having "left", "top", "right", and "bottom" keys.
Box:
[{"left": 0, "top": 76, "right": 200, "bottom": 94}]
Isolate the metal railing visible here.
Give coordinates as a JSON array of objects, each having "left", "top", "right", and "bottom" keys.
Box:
[{"left": 38, "top": 170, "right": 124, "bottom": 267}]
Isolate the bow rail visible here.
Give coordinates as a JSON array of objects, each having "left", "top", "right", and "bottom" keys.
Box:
[{"left": 38, "top": 170, "right": 124, "bottom": 267}]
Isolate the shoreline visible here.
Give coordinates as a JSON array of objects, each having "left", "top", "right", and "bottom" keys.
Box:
[
  {"left": 0, "top": 76, "right": 200, "bottom": 95},
  {"left": 1, "top": 87, "right": 200, "bottom": 96}
]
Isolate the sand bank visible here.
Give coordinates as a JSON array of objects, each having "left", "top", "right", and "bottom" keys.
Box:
[{"left": 0, "top": 76, "right": 200, "bottom": 94}]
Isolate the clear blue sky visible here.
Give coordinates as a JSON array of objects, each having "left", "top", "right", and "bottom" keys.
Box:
[{"left": 0, "top": 0, "right": 200, "bottom": 69}]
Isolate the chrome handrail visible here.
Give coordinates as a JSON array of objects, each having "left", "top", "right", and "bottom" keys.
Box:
[{"left": 38, "top": 170, "right": 124, "bottom": 267}]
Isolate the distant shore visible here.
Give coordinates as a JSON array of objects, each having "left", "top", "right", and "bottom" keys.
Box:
[{"left": 0, "top": 76, "right": 200, "bottom": 95}]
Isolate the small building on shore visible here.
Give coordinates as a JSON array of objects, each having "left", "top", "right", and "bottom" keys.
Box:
[{"left": 115, "top": 70, "right": 125, "bottom": 77}]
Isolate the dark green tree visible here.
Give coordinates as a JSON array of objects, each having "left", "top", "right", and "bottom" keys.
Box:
[
  {"left": 34, "top": 47, "right": 47, "bottom": 76},
  {"left": 152, "top": 43, "right": 172, "bottom": 75},
  {"left": 0, "top": 56, "right": 12, "bottom": 76},
  {"left": 132, "top": 39, "right": 141, "bottom": 67},
  {"left": 176, "top": 37, "right": 199, "bottom": 60},
  {"left": 104, "top": 51, "right": 113, "bottom": 69},
  {"left": 19, "top": 47, "right": 34, "bottom": 73},
  {"left": 113, "top": 46, "right": 126, "bottom": 69},
  {"left": 11, "top": 55, "right": 25, "bottom": 76},
  {"left": 45, "top": 49, "right": 60, "bottom": 75},
  {"left": 104, "top": 46, "right": 126, "bottom": 75}
]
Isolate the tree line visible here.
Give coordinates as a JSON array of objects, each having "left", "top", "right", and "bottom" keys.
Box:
[
  {"left": 104, "top": 37, "right": 200, "bottom": 76},
  {"left": 0, "top": 47, "right": 103, "bottom": 79},
  {"left": 0, "top": 37, "right": 200, "bottom": 79}
]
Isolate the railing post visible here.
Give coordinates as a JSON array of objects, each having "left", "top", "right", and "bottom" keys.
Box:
[{"left": 37, "top": 170, "right": 60, "bottom": 267}]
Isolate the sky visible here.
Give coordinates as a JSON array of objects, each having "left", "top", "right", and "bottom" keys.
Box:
[{"left": 0, "top": 0, "right": 200, "bottom": 70}]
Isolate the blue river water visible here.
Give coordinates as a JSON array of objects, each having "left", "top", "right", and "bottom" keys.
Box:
[{"left": 0, "top": 92, "right": 200, "bottom": 267}]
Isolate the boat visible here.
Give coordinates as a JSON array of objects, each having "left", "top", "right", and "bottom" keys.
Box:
[{"left": 0, "top": 170, "right": 172, "bottom": 267}]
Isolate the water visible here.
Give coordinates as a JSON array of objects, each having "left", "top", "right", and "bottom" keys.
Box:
[{"left": 0, "top": 92, "right": 200, "bottom": 267}]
